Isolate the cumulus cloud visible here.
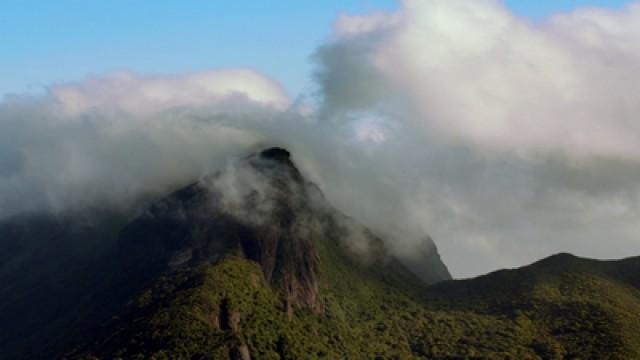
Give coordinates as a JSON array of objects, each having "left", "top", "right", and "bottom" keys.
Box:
[
  {"left": 312, "top": 0, "right": 640, "bottom": 276},
  {"left": 321, "top": 0, "right": 640, "bottom": 160}
]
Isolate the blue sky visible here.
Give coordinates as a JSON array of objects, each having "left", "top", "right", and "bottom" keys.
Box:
[{"left": 0, "top": 0, "right": 633, "bottom": 98}]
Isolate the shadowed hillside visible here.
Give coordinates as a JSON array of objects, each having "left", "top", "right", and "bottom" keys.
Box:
[{"left": 68, "top": 251, "right": 640, "bottom": 359}]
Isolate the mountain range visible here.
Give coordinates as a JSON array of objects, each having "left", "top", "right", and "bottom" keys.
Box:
[{"left": 1, "top": 147, "right": 639, "bottom": 359}]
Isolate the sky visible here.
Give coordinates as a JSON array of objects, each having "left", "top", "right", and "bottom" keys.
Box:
[
  {"left": 1, "top": 0, "right": 640, "bottom": 278},
  {"left": 0, "top": 0, "right": 633, "bottom": 98}
]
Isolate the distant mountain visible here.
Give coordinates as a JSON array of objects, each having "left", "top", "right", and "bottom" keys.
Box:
[{"left": 1, "top": 148, "right": 639, "bottom": 359}]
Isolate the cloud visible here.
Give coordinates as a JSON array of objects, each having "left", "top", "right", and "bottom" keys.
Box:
[
  {"left": 312, "top": 0, "right": 640, "bottom": 277},
  {"left": 51, "top": 69, "right": 290, "bottom": 116},
  {"left": 0, "top": 69, "right": 291, "bottom": 218},
  {"left": 320, "top": 0, "right": 640, "bottom": 160},
  {"left": 2, "top": 0, "right": 640, "bottom": 278}
]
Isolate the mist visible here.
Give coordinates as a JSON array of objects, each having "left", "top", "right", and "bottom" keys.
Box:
[{"left": 2, "top": 0, "right": 640, "bottom": 278}]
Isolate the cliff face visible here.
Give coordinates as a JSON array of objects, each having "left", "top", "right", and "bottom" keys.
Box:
[
  {"left": 119, "top": 147, "right": 326, "bottom": 311},
  {"left": 118, "top": 148, "right": 451, "bottom": 312}
]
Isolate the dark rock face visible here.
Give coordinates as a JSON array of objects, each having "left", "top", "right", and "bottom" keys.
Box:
[
  {"left": 117, "top": 147, "right": 452, "bottom": 311},
  {"left": 219, "top": 298, "right": 242, "bottom": 333},
  {"left": 259, "top": 146, "right": 291, "bottom": 162},
  {"left": 119, "top": 147, "right": 322, "bottom": 310},
  {"left": 230, "top": 343, "right": 251, "bottom": 360}
]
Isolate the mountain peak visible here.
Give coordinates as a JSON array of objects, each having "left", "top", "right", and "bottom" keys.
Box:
[
  {"left": 118, "top": 148, "right": 323, "bottom": 313},
  {"left": 117, "top": 149, "right": 450, "bottom": 319},
  {"left": 259, "top": 147, "right": 291, "bottom": 162}
]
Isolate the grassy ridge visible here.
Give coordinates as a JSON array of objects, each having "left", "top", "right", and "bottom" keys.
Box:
[{"left": 71, "top": 235, "right": 640, "bottom": 360}]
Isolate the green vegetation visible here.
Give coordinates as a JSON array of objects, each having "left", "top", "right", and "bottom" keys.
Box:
[{"left": 70, "top": 237, "right": 640, "bottom": 359}]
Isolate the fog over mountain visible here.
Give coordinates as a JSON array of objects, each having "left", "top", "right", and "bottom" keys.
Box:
[{"left": 2, "top": 0, "right": 640, "bottom": 277}]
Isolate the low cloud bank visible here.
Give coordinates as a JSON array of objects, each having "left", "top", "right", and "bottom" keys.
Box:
[{"left": 0, "top": 69, "right": 288, "bottom": 217}]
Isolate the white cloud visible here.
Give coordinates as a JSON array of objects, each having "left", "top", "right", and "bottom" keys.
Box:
[
  {"left": 314, "top": 0, "right": 640, "bottom": 277},
  {"left": 0, "top": 68, "right": 291, "bottom": 218},
  {"left": 322, "top": 0, "right": 640, "bottom": 160},
  {"left": 334, "top": 11, "right": 400, "bottom": 38},
  {"left": 51, "top": 69, "right": 290, "bottom": 116}
]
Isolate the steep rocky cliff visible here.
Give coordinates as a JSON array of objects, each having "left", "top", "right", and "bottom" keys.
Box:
[{"left": 117, "top": 147, "right": 450, "bottom": 314}]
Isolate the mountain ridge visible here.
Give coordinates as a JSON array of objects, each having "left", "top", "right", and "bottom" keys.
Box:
[
  {"left": 1, "top": 147, "right": 639, "bottom": 359},
  {"left": 67, "top": 250, "right": 640, "bottom": 359},
  {"left": 115, "top": 147, "right": 449, "bottom": 314}
]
